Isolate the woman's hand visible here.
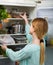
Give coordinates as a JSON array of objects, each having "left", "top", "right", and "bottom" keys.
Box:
[
  {"left": 1, "top": 45, "right": 7, "bottom": 51},
  {"left": 20, "top": 12, "right": 28, "bottom": 24}
]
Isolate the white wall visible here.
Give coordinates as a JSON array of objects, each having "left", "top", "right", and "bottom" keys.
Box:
[
  {"left": 36, "top": 1, "right": 53, "bottom": 40},
  {"left": 48, "top": 18, "right": 53, "bottom": 37}
]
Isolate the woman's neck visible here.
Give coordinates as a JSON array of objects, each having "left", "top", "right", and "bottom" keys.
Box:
[{"left": 32, "top": 33, "right": 40, "bottom": 45}]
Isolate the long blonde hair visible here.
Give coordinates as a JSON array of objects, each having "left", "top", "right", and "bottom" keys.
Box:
[{"left": 32, "top": 18, "right": 48, "bottom": 65}]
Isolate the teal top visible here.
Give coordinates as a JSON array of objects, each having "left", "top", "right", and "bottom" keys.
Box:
[
  {"left": 6, "top": 24, "right": 45, "bottom": 65},
  {"left": 6, "top": 44, "right": 40, "bottom": 65},
  {"left": 25, "top": 24, "right": 46, "bottom": 47},
  {"left": 25, "top": 24, "right": 32, "bottom": 43}
]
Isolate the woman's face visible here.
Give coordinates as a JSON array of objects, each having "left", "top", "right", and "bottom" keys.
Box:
[{"left": 30, "top": 24, "right": 34, "bottom": 34}]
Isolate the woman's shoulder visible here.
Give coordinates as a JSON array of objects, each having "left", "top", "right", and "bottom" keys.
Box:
[{"left": 24, "top": 43, "right": 40, "bottom": 51}]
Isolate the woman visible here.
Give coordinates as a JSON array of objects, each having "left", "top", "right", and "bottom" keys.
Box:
[
  {"left": 21, "top": 13, "right": 46, "bottom": 46},
  {"left": 1, "top": 14, "right": 48, "bottom": 65}
]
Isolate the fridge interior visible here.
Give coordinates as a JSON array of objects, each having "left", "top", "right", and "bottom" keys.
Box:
[
  {"left": 0, "top": 5, "right": 36, "bottom": 57},
  {"left": 0, "top": 6, "right": 36, "bottom": 34}
]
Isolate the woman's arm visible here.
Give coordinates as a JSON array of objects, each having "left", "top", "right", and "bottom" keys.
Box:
[
  {"left": 6, "top": 48, "right": 31, "bottom": 61},
  {"left": 1, "top": 45, "right": 31, "bottom": 61},
  {"left": 20, "top": 13, "right": 32, "bottom": 43},
  {"left": 25, "top": 24, "right": 32, "bottom": 43}
]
